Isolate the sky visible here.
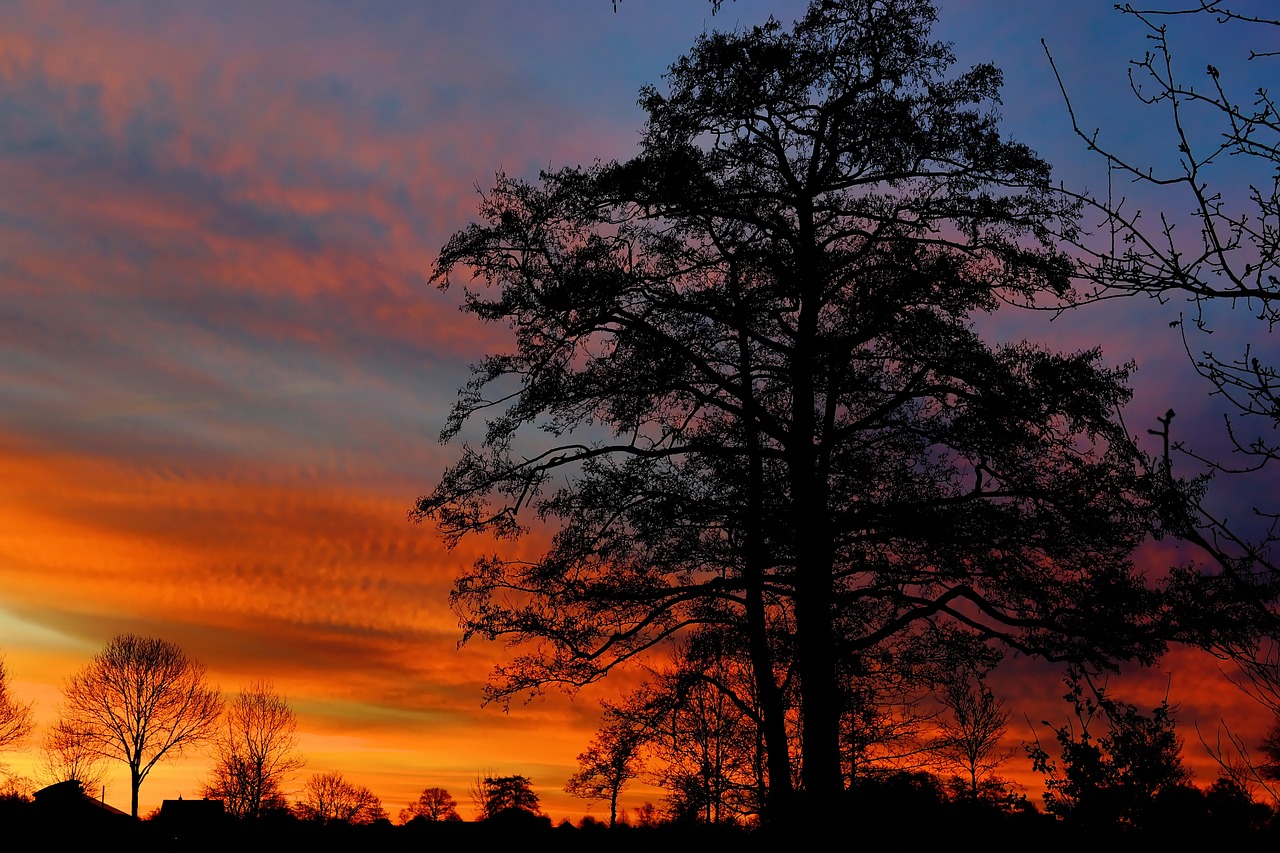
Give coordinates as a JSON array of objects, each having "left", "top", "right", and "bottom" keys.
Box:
[{"left": 0, "top": 0, "right": 1277, "bottom": 822}]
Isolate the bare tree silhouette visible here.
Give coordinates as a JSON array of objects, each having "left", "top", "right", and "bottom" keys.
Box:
[
  {"left": 399, "top": 785, "right": 461, "bottom": 823},
  {"left": 0, "top": 652, "right": 34, "bottom": 754},
  {"left": 202, "top": 681, "right": 305, "bottom": 819},
  {"left": 38, "top": 719, "right": 108, "bottom": 794},
  {"left": 294, "top": 771, "right": 385, "bottom": 825},
  {"left": 931, "top": 676, "right": 1012, "bottom": 799},
  {"left": 59, "top": 634, "right": 222, "bottom": 818}
]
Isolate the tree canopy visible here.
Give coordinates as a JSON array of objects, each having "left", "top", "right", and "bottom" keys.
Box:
[
  {"left": 416, "top": 0, "right": 1192, "bottom": 829},
  {"left": 202, "top": 681, "right": 306, "bottom": 820},
  {"left": 295, "top": 771, "right": 386, "bottom": 825},
  {"left": 473, "top": 774, "right": 541, "bottom": 819},
  {"left": 59, "top": 634, "right": 223, "bottom": 819}
]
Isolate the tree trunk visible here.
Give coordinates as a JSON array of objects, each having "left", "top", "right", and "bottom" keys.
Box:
[
  {"left": 131, "top": 766, "right": 141, "bottom": 819},
  {"left": 790, "top": 235, "right": 844, "bottom": 829},
  {"left": 734, "top": 276, "right": 797, "bottom": 827}
]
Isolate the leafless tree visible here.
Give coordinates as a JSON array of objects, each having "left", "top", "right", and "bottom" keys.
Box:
[
  {"left": 202, "top": 681, "right": 305, "bottom": 819},
  {"left": 1197, "top": 717, "right": 1280, "bottom": 807},
  {"left": 643, "top": 645, "right": 766, "bottom": 826},
  {"left": 0, "top": 652, "right": 35, "bottom": 753},
  {"left": 39, "top": 718, "right": 109, "bottom": 794},
  {"left": 1046, "top": 2, "right": 1280, "bottom": 463},
  {"left": 60, "top": 633, "right": 223, "bottom": 818},
  {"left": 841, "top": 678, "right": 938, "bottom": 783},
  {"left": 294, "top": 771, "right": 386, "bottom": 824},
  {"left": 930, "top": 676, "right": 1013, "bottom": 799},
  {"left": 1045, "top": 0, "right": 1280, "bottom": 778},
  {"left": 398, "top": 786, "right": 460, "bottom": 823}
]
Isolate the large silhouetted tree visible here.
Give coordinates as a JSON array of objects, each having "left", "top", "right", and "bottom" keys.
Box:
[
  {"left": 417, "top": 0, "right": 1182, "bottom": 828},
  {"left": 202, "top": 681, "right": 305, "bottom": 820},
  {"left": 60, "top": 634, "right": 223, "bottom": 818}
]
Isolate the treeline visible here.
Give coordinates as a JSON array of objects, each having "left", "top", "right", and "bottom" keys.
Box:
[
  {"left": 562, "top": 638, "right": 1280, "bottom": 832},
  {"left": 9, "top": 631, "right": 1277, "bottom": 846},
  {"left": 0, "top": 635, "right": 468, "bottom": 827}
]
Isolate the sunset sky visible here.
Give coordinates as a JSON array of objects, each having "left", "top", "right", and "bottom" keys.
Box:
[{"left": 1, "top": 0, "right": 1276, "bottom": 822}]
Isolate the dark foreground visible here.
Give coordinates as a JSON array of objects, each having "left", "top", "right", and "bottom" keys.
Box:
[{"left": 3, "top": 791, "right": 1278, "bottom": 853}]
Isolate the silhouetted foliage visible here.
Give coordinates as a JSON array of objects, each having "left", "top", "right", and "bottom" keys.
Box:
[
  {"left": 294, "top": 771, "right": 386, "bottom": 825},
  {"left": 1204, "top": 775, "right": 1272, "bottom": 829},
  {"left": 632, "top": 801, "right": 660, "bottom": 829},
  {"left": 399, "top": 785, "right": 461, "bottom": 823},
  {"left": 565, "top": 716, "right": 645, "bottom": 827},
  {"left": 202, "top": 681, "right": 305, "bottom": 820},
  {"left": 416, "top": 0, "right": 1182, "bottom": 829},
  {"left": 1027, "top": 671, "right": 1190, "bottom": 828},
  {"left": 473, "top": 774, "right": 540, "bottom": 820},
  {"left": 1261, "top": 717, "right": 1280, "bottom": 782},
  {"left": 59, "top": 633, "right": 223, "bottom": 818}
]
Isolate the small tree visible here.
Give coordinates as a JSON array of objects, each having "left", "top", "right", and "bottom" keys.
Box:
[
  {"left": 0, "top": 653, "right": 35, "bottom": 753},
  {"left": 565, "top": 714, "right": 646, "bottom": 828},
  {"left": 295, "top": 771, "right": 385, "bottom": 824},
  {"left": 605, "top": 637, "right": 769, "bottom": 826},
  {"left": 399, "top": 786, "right": 461, "bottom": 823},
  {"left": 39, "top": 719, "right": 108, "bottom": 794},
  {"left": 202, "top": 681, "right": 305, "bottom": 819},
  {"left": 60, "top": 634, "right": 223, "bottom": 818},
  {"left": 633, "top": 801, "right": 660, "bottom": 828},
  {"left": 472, "top": 774, "right": 540, "bottom": 819},
  {"left": 931, "top": 676, "right": 1013, "bottom": 799},
  {"left": 1027, "top": 672, "right": 1190, "bottom": 828}
]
